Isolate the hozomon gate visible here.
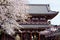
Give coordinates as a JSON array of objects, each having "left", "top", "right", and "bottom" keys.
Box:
[{"left": 0, "top": 4, "right": 59, "bottom": 40}]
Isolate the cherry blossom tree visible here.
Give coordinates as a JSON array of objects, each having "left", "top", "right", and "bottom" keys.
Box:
[{"left": 0, "top": 0, "right": 30, "bottom": 36}]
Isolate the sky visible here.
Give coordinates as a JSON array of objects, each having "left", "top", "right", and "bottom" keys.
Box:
[{"left": 29, "top": 0, "right": 60, "bottom": 25}]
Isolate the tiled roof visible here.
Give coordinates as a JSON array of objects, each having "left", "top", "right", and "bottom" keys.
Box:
[
  {"left": 21, "top": 24, "right": 50, "bottom": 29},
  {"left": 28, "top": 4, "right": 58, "bottom": 14},
  {"left": 40, "top": 27, "right": 60, "bottom": 37}
]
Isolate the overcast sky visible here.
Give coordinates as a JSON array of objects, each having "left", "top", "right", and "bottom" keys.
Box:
[{"left": 29, "top": 0, "right": 60, "bottom": 25}]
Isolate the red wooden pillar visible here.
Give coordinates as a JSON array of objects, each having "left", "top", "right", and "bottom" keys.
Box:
[
  {"left": 38, "top": 33, "right": 40, "bottom": 40},
  {"left": 2, "top": 33, "right": 5, "bottom": 40},
  {"left": 21, "top": 33, "right": 22, "bottom": 40},
  {"left": 30, "top": 32, "right": 32, "bottom": 40}
]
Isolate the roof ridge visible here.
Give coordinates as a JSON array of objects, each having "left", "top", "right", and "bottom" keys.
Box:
[{"left": 27, "top": 4, "right": 49, "bottom": 6}]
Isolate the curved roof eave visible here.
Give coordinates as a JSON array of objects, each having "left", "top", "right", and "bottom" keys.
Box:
[{"left": 29, "top": 11, "right": 59, "bottom": 15}]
